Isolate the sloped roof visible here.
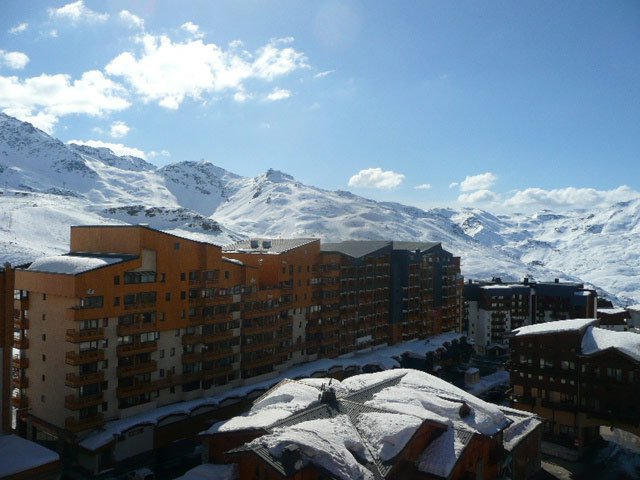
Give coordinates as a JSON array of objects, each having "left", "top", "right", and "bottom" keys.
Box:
[
  {"left": 321, "top": 240, "right": 391, "bottom": 258},
  {"left": 512, "top": 318, "right": 597, "bottom": 337},
  {"left": 223, "top": 238, "right": 318, "bottom": 254}
]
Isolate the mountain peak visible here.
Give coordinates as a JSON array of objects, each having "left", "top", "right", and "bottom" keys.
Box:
[{"left": 264, "top": 168, "right": 294, "bottom": 183}]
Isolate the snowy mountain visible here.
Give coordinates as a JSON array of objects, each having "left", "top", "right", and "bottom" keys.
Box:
[{"left": 0, "top": 113, "right": 638, "bottom": 304}]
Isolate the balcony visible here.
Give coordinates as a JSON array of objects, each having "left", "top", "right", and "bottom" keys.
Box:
[
  {"left": 65, "top": 371, "right": 105, "bottom": 387},
  {"left": 116, "top": 341, "right": 157, "bottom": 357},
  {"left": 241, "top": 339, "right": 278, "bottom": 353},
  {"left": 117, "top": 360, "right": 158, "bottom": 377},
  {"left": 65, "top": 414, "right": 105, "bottom": 433},
  {"left": 202, "top": 349, "right": 233, "bottom": 362},
  {"left": 117, "top": 322, "right": 157, "bottom": 337},
  {"left": 65, "top": 349, "right": 105, "bottom": 365},
  {"left": 202, "top": 365, "right": 236, "bottom": 379},
  {"left": 13, "top": 316, "right": 29, "bottom": 330},
  {"left": 201, "top": 330, "right": 234, "bottom": 343},
  {"left": 182, "top": 334, "right": 202, "bottom": 345},
  {"left": 242, "top": 323, "right": 277, "bottom": 335},
  {"left": 65, "top": 392, "right": 104, "bottom": 410},
  {"left": 242, "top": 355, "right": 276, "bottom": 370},
  {"left": 11, "top": 395, "right": 28, "bottom": 410},
  {"left": 66, "top": 327, "right": 104, "bottom": 343},
  {"left": 182, "top": 352, "right": 202, "bottom": 364},
  {"left": 11, "top": 375, "right": 28, "bottom": 389},
  {"left": 13, "top": 337, "right": 29, "bottom": 349},
  {"left": 117, "top": 380, "right": 159, "bottom": 398},
  {"left": 12, "top": 356, "right": 29, "bottom": 369}
]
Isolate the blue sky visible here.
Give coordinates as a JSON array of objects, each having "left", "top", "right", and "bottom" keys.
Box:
[{"left": 1, "top": 1, "right": 638, "bottom": 212}]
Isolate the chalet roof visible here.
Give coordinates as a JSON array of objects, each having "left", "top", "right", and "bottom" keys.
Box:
[
  {"left": 223, "top": 238, "right": 318, "bottom": 254},
  {"left": 512, "top": 318, "right": 597, "bottom": 337},
  {"left": 321, "top": 240, "right": 391, "bottom": 258},
  {"left": 581, "top": 326, "right": 640, "bottom": 363},
  {"left": 26, "top": 253, "right": 134, "bottom": 275}
]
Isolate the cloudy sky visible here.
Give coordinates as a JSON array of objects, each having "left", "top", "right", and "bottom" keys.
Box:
[{"left": 1, "top": 1, "right": 638, "bottom": 212}]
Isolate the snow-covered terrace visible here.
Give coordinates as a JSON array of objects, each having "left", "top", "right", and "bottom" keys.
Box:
[
  {"left": 512, "top": 318, "right": 597, "bottom": 337},
  {"left": 79, "top": 332, "right": 463, "bottom": 451}
]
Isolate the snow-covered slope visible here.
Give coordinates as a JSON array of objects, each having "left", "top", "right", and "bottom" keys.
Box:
[{"left": 0, "top": 113, "right": 638, "bottom": 303}]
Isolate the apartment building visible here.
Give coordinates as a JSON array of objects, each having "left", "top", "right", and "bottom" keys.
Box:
[
  {"left": 509, "top": 318, "right": 640, "bottom": 450},
  {"left": 321, "top": 241, "right": 462, "bottom": 352},
  {"left": 1, "top": 264, "right": 14, "bottom": 433},
  {"left": 465, "top": 278, "right": 597, "bottom": 355},
  {"left": 12, "top": 226, "right": 463, "bottom": 458}
]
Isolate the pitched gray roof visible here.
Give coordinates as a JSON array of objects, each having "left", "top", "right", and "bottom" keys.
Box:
[
  {"left": 223, "top": 238, "right": 319, "bottom": 254},
  {"left": 320, "top": 240, "right": 391, "bottom": 258}
]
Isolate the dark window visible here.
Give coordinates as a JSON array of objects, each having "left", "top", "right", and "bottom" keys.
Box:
[
  {"left": 114, "top": 275, "right": 120, "bottom": 285},
  {"left": 82, "top": 296, "right": 104, "bottom": 309}
]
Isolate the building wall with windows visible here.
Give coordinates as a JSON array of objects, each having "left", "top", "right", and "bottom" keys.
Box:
[{"left": 0, "top": 265, "right": 15, "bottom": 433}]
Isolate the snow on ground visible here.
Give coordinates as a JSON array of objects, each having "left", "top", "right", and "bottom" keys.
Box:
[
  {"left": 466, "top": 370, "right": 510, "bottom": 396},
  {"left": 0, "top": 434, "right": 59, "bottom": 477},
  {"left": 177, "top": 463, "right": 238, "bottom": 480}
]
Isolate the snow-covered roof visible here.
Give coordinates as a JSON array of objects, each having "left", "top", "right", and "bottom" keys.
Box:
[
  {"left": 0, "top": 434, "right": 60, "bottom": 477},
  {"left": 499, "top": 407, "right": 542, "bottom": 452},
  {"left": 581, "top": 326, "right": 640, "bottom": 362},
  {"left": 222, "top": 369, "right": 518, "bottom": 479},
  {"left": 512, "top": 318, "right": 597, "bottom": 337},
  {"left": 177, "top": 464, "right": 238, "bottom": 480},
  {"left": 628, "top": 304, "right": 640, "bottom": 312},
  {"left": 222, "top": 256, "right": 244, "bottom": 266},
  {"left": 597, "top": 308, "right": 628, "bottom": 315},
  {"left": 27, "top": 254, "right": 124, "bottom": 274},
  {"left": 223, "top": 238, "right": 318, "bottom": 254}
]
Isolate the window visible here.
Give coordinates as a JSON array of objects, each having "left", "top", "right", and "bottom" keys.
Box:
[
  {"left": 102, "top": 402, "right": 108, "bottom": 412},
  {"left": 81, "top": 296, "right": 104, "bottom": 309},
  {"left": 124, "top": 271, "right": 156, "bottom": 284},
  {"left": 224, "top": 271, "right": 230, "bottom": 280},
  {"left": 42, "top": 354, "right": 46, "bottom": 361},
  {"left": 165, "top": 292, "right": 171, "bottom": 301},
  {"left": 170, "top": 347, "right": 175, "bottom": 357},
  {"left": 175, "top": 329, "right": 180, "bottom": 336},
  {"left": 180, "top": 291, "right": 186, "bottom": 300},
  {"left": 42, "top": 334, "right": 46, "bottom": 341},
  {"left": 181, "top": 272, "right": 186, "bottom": 281},
  {"left": 161, "top": 273, "right": 166, "bottom": 283},
  {"left": 42, "top": 314, "right": 46, "bottom": 321},
  {"left": 42, "top": 374, "right": 45, "bottom": 381},
  {"left": 160, "top": 349, "right": 165, "bottom": 358},
  {"left": 41, "top": 395, "right": 45, "bottom": 403},
  {"left": 174, "top": 242, "right": 180, "bottom": 250},
  {"left": 114, "top": 296, "right": 120, "bottom": 306},
  {"left": 114, "top": 275, "right": 120, "bottom": 285},
  {"left": 43, "top": 294, "right": 46, "bottom": 301}
]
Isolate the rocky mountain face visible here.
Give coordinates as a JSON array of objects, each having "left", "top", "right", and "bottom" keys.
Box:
[{"left": 0, "top": 113, "right": 638, "bottom": 304}]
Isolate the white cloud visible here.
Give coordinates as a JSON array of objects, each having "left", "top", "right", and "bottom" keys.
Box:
[
  {"left": 314, "top": 70, "right": 335, "bottom": 79},
  {"left": 105, "top": 34, "right": 307, "bottom": 109},
  {"left": 119, "top": 10, "right": 144, "bottom": 29},
  {"left": 147, "top": 149, "right": 171, "bottom": 159},
  {"left": 504, "top": 186, "right": 639, "bottom": 209},
  {"left": 414, "top": 183, "right": 431, "bottom": 190},
  {"left": 266, "top": 88, "right": 291, "bottom": 101},
  {"left": 49, "top": 1, "right": 109, "bottom": 23},
  {"left": 233, "top": 89, "right": 252, "bottom": 103},
  {"left": 46, "top": 29, "right": 59, "bottom": 38},
  {"left": 67, "top": 139, "right": 146, "bottom": 159},
  {"left": 0, "top": 50, "right": 29, "bottom": 70},
  {"left": 448, "top": 182, "right": 459, "bottom": 189},
  {"left": 109, "top": 120, "right": 130, "bottom": 138},
  {"left": 181, "top": 21, "right": 204, "bottom": 38},
  {"left": 458, "top": 189, "right": 500, "bottom": 203},
  {"left": 459, "top": 172, "right": 497, "bottom": 192},
  {"left": 348, "top": 168, "right": 405, "bottom": 189},
  {"left": 0, "top": 70, "right": 130, "bottom": 133},
  {"left": 9, "top": 23, "right": 28, "bottom": 35}
]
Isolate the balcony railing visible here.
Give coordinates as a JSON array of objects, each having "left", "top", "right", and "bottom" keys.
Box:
[
  {"left": 65, "top": 414, "right": 105, "bottom": 433},
  {"left": 11, "top": 376, "right": 28, "bottom": 389},
  {"left": 66, "top": 327, "right": 104, "bottom": 343},
  {"left": 13, "top": 337, "right": 29, "bottom": 349},
  {"left": 124, "top": 300, "right": 157, "bottom": 311},
  {"left": 13, "top": 317, "right": 29, "bottom": 330},
  {"left": 202, "top": 349, "right": 233, "bottom": 362},
  {"left": 11, "top": 395, "right": 28, "bottom": 410},
  {"left": 65, "top": 371, "right": 105, "bottom": 387},
  {"left": 117, "top": 381, "right": 158, "bottom": 398},
  {"left": 116, "top": 341, "right": 157, "bottom": 357},
  {"left": 182, "top": 352, "right": 202, "bottom": 364},
  {"left": 65, "top": 349, "right": 104, "bottom": 365},
  {"left": 65, "top": 392, "right": 104, "bottom": 410},
  {"left": 12, "top": 356, "right": 29, "bottom": 369},
  {"left": 182, "top": 334, "right": 202, "bottom": 345},
  {"left": 202, "top": 365, "right": 236, "bottom": 379},
  {"left": 116, "top": 360, "right": 158, "bottom": 377},
  {"left": 116, "top": 322, "right": 157, "bottom": 337}
]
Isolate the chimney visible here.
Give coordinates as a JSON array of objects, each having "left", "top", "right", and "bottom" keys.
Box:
[
  {"left": 281, "top": 444, "right": 303, "bottom": 474},
  {"left": 523, "top": 277, "right": 529, "bottom": 285},
  {"left": 555, "top": 278, "right": 559, "bottom": 284}
]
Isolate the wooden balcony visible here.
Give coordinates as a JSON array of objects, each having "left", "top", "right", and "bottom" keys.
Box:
[
  {"left": 65, "top": 392, "right": 104, "bottom": 410},
  {"left": 66, "top": 327, "right": 104, "bottom": 343},
  {"left": 201, "top": 330, "right": 234, "bottom": 343},
  {"left": 241, "top": 339, "right": 278, "bottom": 353},
  {"left": 65, "top": 349, "right": 104, "bottom": 365},
  {"left": 182, "top": 352, "right": 202, "bottom": 364},
  {"left": 124, "top": 301, "right": 157, "bottom": 311},
  {"left": 202, "top": 349, "right": 233, "bottom": 362},
  {"left": 182, "top": 334, "right": 202, "bottom": 345},
  {"left": 13, "top": 316, "right": 29, "bottom": 330},
  {"left": 65, "top": 414, "right": 104, "bottom": 433},
  {"left": 242, "top": 323, "right": 277, "bottom": 335},
  {"left": 116, "top": 341, "right": 157, "bottom": 357},
  {"left": 13, "top": 337, "right": 29, "bottom": 349},
  {"left": 11, "top": 376, "right": 28, "bottom": 389},
  {"left": 65, "top": 307, "right": 98, "bottom": 322},
  {"left": 116, "top": 322, "right": 157, "bottom": 336},
  {"left": 117, "top": 382, "right": 154, "bottom": 398},
  {"left": 12, "top": 356, "right": 29, "bottom": 369},
  {"left": 11, "top": 395, "right": 28, "bottom": 410},
  {"left": 202, "top": 365, "right": 236, "bottom": 379},
  {"left": 117, "top": 360, "right": 157, "bottom": 377},
  {"left": 65, "top": 371, "right": 105, "bottom": 387}
]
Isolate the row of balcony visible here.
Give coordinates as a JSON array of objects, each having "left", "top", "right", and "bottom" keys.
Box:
[{"left": 66, "top": 327, "right": 104, "bottom": 343}]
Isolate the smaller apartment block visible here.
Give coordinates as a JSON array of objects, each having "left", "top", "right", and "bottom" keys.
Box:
[
  {"left": 11, "top": 226, "right": 462, "bottom": 456},
  {"left": 465, "top": 279, "right": 596, "bottom": 355},
  {"left": 509, "top": 318, "right": 640, "bottom": 450}
]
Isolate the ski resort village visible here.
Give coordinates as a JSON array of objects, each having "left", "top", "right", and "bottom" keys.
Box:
[{"left": 2, "top": 2, "right": 640, "bottom": 479}]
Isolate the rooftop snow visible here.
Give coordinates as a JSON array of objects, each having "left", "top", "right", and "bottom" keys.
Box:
[
  {"left": 0, "top": 434, "right": 59, "bottom": 477},
  {"left": 581, "top": 326, "right": 640, "bottom": 362},
  {"left": 223, "top": 238, "right": 318, "bottom": 254},
  {"left": 597, "top": 308, "right": 628, "bottom": 315},
  {"left": 499, "top": 407, "right": 542, "bottom": 452},
  {"left": 417, "top": 427, "right": 470, "bottom": 478},
  {"left": 177, "top": 464, "right": 238, "bottom": 480},
  {"left": 355, "top": 411, "right": 424, "bottom": 462},
  {"left": 512, "top": 318, "right": 597, "bottom": 337},
  {"left": 27, "top": 254, "right": 123, "bottom": 274}
]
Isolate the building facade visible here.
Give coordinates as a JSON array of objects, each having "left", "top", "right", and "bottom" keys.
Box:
[
  {"left": 1, "top": 264, "right": 14, "bottom": 433},
  {"left": 466, "top": 279, "right": 597, "bottom": 354},
  {"left": 509, "top": 318, "right": 640, "bottom": 450}
]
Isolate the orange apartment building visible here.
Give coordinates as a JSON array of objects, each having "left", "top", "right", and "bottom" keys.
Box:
[{"left": 11, "top": 226, "right": 463, "bottom": 460}]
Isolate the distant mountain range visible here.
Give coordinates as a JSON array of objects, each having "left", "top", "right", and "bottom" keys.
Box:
[{"left": 1, "top": 112, "right": 638, "bottom": 304}]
